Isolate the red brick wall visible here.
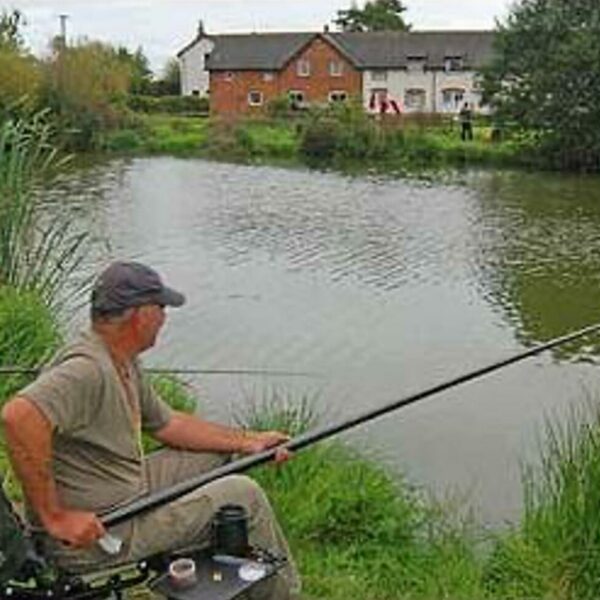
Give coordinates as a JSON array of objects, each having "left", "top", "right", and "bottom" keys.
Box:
[{"left": 210, "top": 36, "right": 362, "bottom": 116}]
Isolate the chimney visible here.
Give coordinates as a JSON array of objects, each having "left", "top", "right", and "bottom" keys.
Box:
[
  {"left": 323, "top": 24, "right": 330, "bottom": 33},
  {"left": 198, "top": 19, "right": 205, "bottom": 37}
]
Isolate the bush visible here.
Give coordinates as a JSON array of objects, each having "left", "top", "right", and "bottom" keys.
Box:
[
  {"left": 299, "top": 117, "right": 340, "bottom": 162},
  {"left": 0, "top": 48, "right": 42, "bottom": 116},
  {"left": 127, "top": 95, "right": 208, "bottom": 115}
]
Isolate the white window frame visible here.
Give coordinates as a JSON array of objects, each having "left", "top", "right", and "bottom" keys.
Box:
[
  {"left": 329, "top": 60, "right": 344, "bottom": 77},
  {"left": 248, "top": 90, "right": 263, "bottom": 106},
  {"left": 297, "top": 59, "right": 311, "bottom": 77},
  {"left": 371, "top": 70, "right": 388, "bottom": 82},
  {"left": 288, "top": 90, "right": 306, "bottom": 106},
  {"left": 441, "top": 88, "right": 465, "bottom": 111},
  {"left": 404, "top": 88, "right": 427, "bottom": 110},
  {"left": 328, "top": 90, "right": 348, "bottom": 104}
]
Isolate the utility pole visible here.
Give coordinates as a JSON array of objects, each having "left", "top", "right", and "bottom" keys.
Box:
[{"left": 58, "top": 13, "right": 69, "bottom": 48}]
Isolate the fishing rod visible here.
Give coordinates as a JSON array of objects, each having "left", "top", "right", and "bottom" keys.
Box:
[
  {"left": 103, "top": 321, "right": 600, "bottom": 528},
  {"left": 0, "top": 366, "right": 317, "bottom": 378}
]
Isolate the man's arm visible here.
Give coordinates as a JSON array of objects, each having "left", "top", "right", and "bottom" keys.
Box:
[
  {"left": 153, "top": 410, "right": 290, "bottom": 456},
  {"left": 1, "top": 396, "right": 105, "bottom": 548}
]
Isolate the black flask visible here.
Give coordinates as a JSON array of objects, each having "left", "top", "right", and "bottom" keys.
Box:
[{"left": 212, "top": 504, "right": 249, "bottom": 556}]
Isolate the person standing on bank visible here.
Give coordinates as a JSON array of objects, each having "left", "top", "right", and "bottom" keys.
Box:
[
  {"left": 1, "top": 261, "right": 301, "bottom": 600},
  {"left": 459, "top": 102, "right": 474, "bottom": 141}
]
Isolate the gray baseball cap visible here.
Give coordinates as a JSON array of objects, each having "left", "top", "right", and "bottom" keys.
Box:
[{"left": 91, "top": 261, "right": 186, "bottom": 314}]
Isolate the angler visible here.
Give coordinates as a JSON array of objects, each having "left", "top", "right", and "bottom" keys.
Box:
[{"left": 1, "top": 261, "right": 300, "bottom": 600}]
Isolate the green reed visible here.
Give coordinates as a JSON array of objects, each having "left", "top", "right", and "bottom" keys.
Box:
[
  {"left": 0, "top": 113, "right": 89, "bottom": 311},
  {"left": 485, "top": 402, "right": 600, "bottom": 599}
]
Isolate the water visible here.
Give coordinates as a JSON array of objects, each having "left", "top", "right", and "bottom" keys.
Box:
[{"left": 44, "top": 157, "right": 600, "bottom": 524}]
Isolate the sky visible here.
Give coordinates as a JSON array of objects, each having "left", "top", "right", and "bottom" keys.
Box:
[{"left": 6, "top": 0, "right": 512, "bottom": 75}]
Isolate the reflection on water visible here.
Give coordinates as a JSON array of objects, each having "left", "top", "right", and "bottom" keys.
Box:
[{"left": 45, "top": 158, "right": 600, "bottom": 524}]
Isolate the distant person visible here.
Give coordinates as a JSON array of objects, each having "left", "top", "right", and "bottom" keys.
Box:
[{"left": 459, "top": 102, "right": 473, "bottom": 141}]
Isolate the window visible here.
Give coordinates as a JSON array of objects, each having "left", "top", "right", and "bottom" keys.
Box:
[
  {"left": 329, "top": 90, "right": 348, "bottom": 103},
  {"left": 444, "top": 56, "right": 463, "bottom": 71},
  {"left": 297, "top": 59, "right": 310, "bottom": 77},
  {"left": 288, "top": 90, "right": 306, "bottom": 108},
  {"left": 371, "top": 70, "right": 388, "bottom": 82},
  {"left": 248, "top": 90, "right": 263, "bottom": 106},
  {"left": 442, "top": 88, "right": 465, "bottom": 111},
  {"left": 404, "top": 88, "right": 426, "bottom": 110},
  {"left": 263, "top": 71, "right": 275, "bottom": 82},
  {"left": 329, "top": 61, "right": 344, "bottom": 77}
]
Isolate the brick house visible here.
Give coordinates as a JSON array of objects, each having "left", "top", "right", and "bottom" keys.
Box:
[
  {"left": 205, "top": 33, "right": 362, "bottom": 116},
  {"left": 177, "top": 29, "right": 494, "bottom": 117}
]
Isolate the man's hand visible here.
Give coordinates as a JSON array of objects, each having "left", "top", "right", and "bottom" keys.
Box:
[
  {"left": 240, "top": 430, "right": 292, "bottom": 463},
  {"left": 43, "top": 509, "right": 106, "bottom": 548}
]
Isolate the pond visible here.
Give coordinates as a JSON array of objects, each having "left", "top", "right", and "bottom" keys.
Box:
[{"left": 44, "top": 157, "right": 600, "bottom": 524}]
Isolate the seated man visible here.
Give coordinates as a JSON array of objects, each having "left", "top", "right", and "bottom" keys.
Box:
[{"left": 1, "top": 261, "right": 301, "bottom": 599}]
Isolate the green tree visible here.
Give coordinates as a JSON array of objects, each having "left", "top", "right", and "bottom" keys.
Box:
[
  {"left": 483, "top": 0, "right": 600, "bottom": 170},
  {"left": 41, "top": 40, "right": 133, "bottom": 147},
  {"left": 0, "top": 9, "right": 25, "bottom": 52},
  {"left": 117, "top": 45, "right": 153, "bottom": 94},
  {"left": 150, "top": 57, "right": 180, "bottom": 96},
  {"left": 0, "top": 10, "right": 42, "bottom": 117},
  {"left": 334, "top": 0, "right": 410, "bottom": 32}
]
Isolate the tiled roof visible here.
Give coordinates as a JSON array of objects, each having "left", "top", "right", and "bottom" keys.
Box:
[
  {"left": 205, "top": 33, "right": 314, "bottom": 70},
  {"left": 331, "top": 31, "right": 495, "bottom": 69},
  {"left": 184, "top": 30, "right": 495, "bottom": 71}
]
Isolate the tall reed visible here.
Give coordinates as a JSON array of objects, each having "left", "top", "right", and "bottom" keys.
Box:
[
  {"left": 0, "top": 112, "right": 89, "bottom": 312},
  {"left": 486, "top": 402, "right": 600, "bottom": 599}
]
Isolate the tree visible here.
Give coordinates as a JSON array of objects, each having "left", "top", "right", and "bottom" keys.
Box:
[
  {"left": 41, "top": 40, "right": 133, "bottom": 147},
  {"left": 334, "top": 0, "right": 410, "bottom": 32},
  {"left": 483, "top": 0, "right": 600, "bottom": 170},
  {"left": 117, "top": 45, "right": 153, "bottom": 94},
  {"left": 149, "top": 58, "right": 180, "bottom": 96},
  {"left": 0, "top": 10, "right": 42, "bottom": 116},
  {"left": 0, "top": 9, "right": 25, "bottom": 52}
]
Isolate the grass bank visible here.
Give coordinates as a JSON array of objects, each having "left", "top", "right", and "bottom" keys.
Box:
[{"left": 101, "top": 109, "right": 532, "bottom": 174}]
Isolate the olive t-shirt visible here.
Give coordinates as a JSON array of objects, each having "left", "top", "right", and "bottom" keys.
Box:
[{"left": 20, "top": 329, "right": 172, "bottom": 514}]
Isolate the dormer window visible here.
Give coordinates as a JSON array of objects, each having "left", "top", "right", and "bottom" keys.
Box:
[
  {"left": 445, "top": 56, "right": 463, "bottom": 71},
  {"left": 297, "top": 59, "right": 311, "bottom": 77},
  {"left": 371, "top": 70, "right": 388, "bottom": 82}
]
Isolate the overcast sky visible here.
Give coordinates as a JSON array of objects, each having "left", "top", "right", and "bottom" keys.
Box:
[{"left": 7, "top": 0, "right": 511, "bottom": 74}]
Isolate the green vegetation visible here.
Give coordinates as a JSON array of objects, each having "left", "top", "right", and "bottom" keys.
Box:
[
  {"left": 485, "top": 404, "right": 600, "bottom": 599},
  {"left": 237, "top": 392, "right": 487, "bottom": 599},
  {"left": 334, "top": 0, "right": 410, "bottom": 32},
  {"left": 483, "top": 0, "right": 600, "bottom": 171},
  {"left": 101, "top": 104, "right": 530, "bottom": 174},
  {"left": 0, "top": 114, "right": 89, "bottom": 311}
]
